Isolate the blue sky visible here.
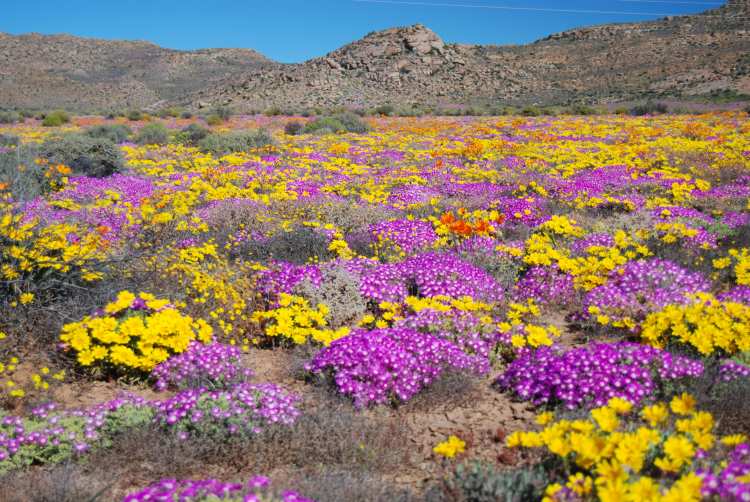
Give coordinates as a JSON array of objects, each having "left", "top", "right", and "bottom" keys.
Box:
[{"left": 1, "top": 0, "right": 722, "bottom": 63}]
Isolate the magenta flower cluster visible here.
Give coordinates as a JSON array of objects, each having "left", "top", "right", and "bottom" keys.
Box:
[
  {"left": 256, "top": 261, "right": 322, "bottom": 296},
  {"left": 699, "top": 443, "right": 750, "bottom": 501},
  {"left": 512, "top": 265, "right": 575, "bottom": 306},
  {"left": 496, "top": 342, "right": 705, "bottom": 409},
  {"left": 493, "top": 196, "right": 548, "bottom": 226},
  {"left": 306, "top": 327, "right": 486, "bottom": 407},
  {"left": 387, "top": 184, "right": 438, "bottom": 207},
  {"left": 570, "top": 233, "right": 615, "bottom": 255},
  {"left": 151, "top": 342, "right": 254, "bottom": 391},
  {"left": 0, "top": 395, "right": 149, "bottom": 467},
  {"left": 719, "top": 360, "right": 750, "bottom": 382},
  {"left": 394, "top": 308, "right": 500, "bottom": 366},
  {"left": 583, "top": 258, "right": 710, "bottom": 324},
  {"left": 123, "top": 475, "right": 314, "bottom": 502},
  {"left": 358, "top": 252, "right": 503, "bottom": 303},
  {"left": 152, "top": 382, "right": 300, "bottom": 439},
  {"left": 718, "top": 286, "right": 750, "bottom": 305},
  {"left": 369, "top": 218, "right": 437, "bottom": 254}
]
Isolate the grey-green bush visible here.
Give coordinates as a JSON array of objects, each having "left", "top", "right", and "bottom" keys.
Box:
[
  {"left": 198, "top": 129, "right": 274, "bottom": 155},
  {"left": 295, "top": 264, "right": 367, "bottom": 329},
  {"left": 334, "top": 112, "right": 370, "bottom": 133},
  {"left": 173, "top": 123, "right": 210, "bottom": 146},
  {"left": 40, "top": 133, "right": 124, "bottom": 178},
  {"left": 630, "top": 102, "right": 668, "bottom": 116},
  {"left": 373, "top": 104, "right": 395, "bottom": 116},
  {"left": 0, "top": 142, "right": 45, "bottom": 201},
  {"left": 85, "top": 124, "right": 132, "bottom": 144},
  {"left": 0, "top": 111, "right": 20, "bottom": 124},
  {"left": 284, "top": 121, "right": 304, "bottom": 136},
  {"left": 445, "top": 462, "right": 549, "bottom": 502},
  {"left": 127, "top": 110, "right": 144, "bottom": 121},
  {"left": 302, "top": 113, "right": 369, "bottom": 135},
  {"left": 213, "top": 106, "right": 233, "bottom": 121},
  {"left": 0, "top": 134, "right": 19, "bottom": 147},
  {"left": 135, "top": 123, "right": 169, "bottom": 145}
]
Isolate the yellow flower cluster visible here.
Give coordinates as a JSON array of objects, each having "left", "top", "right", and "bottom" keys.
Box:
[
  {"left": 729, "top": 248, "right": 750, "bottom": 286},
  {"left": 654, "top": 221, "right": 705, "bottom": 248},
  {"left": 359, "top": 295, "right": 496, "bottom": 332},
  {"left": 641, "top": 293, "right": 750, "bottom": 355},
  {"left": 0, "top": 331, "right": 65, "bottom": 401},
  {"left": 1, "top": 199, "right": 107, "bottom": 302},
  {"left": 433, "top": 435, "right": 466, "bottom": 458},
  {"left": 524, "top": 229, "right": 650, "bottom": 291},
  {"left": 252, "top": 293, "right": 349, "bottom": 346},
  {"left": 587, "top": 304, "right": 637, "bottom": 331},
  {"left": 508, "top": 323, "right": 561, "bottom": 349},
  {"left": 508, "top": 394, "right": 737, "bottom": 502},
  {"left": 538, "top": 215, "right": 585, "bottom": 238},
  {"left": 60, "top": 291, "right": 213, "bottom": 373},
  {"left": 151, "top": 241, "right": 252, "bottom": 341},
  {"left": 0, "top": 351, "right": 25, "bottom": 399}
]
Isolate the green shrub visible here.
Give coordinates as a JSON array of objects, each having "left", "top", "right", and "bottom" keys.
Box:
[
  {"left": 0, "top": 111, "right": 20, "bottom": 124},
  {"left": 334, "top": 112, "right": 370, "bottom": 133},
  {"left": 302, "top": 116, "right": 345, "bottom": 135},
  {"left": 173, "top": 123, "right": 210, "bottom": 146},
  {"left": 156, "top": 107, "right": 181, "bottom": 118},
  {"left": 373, "top": 104, "right": 394, "bottom": 116},
  {"left": 630, "top": 101, "right": 668, "bottom": 116},
  {"left": 181, "top": 110, "right": 194, "bottom": 119},
  {"left": 264, "top": 106, "right": 282, "bottom": 116},
  {"left": 205, "top": 114, "right": 223, "bottom": 126},
  {"left": 284, "top": 121, "right": 304, "bottom": 136},
  {"left": 520, "top": 106, "right": 542, "bottom": 117},
  {"left": 135, "top": 123, "right": 169, "bottom": 145},
  {"left": 566, "top": 104, "right": 598, "bottom": 116},
  {"left": 41, "top": 110, "right": 70, "bottom": 127},
  {"left": 127, "top": 109, "right": 143, "bottom": 121},
  {"left": 85, "top": 124, "right": 132, "bottom": 144},
  {"left": 214, "top": 106, "right": 233, "bottom": 121},
  {"left": 198, "top": 129, "right": 275, "bottom": 155},
  {"left": 302, "top": 113, "right": 369, "bottom": 135},
  {"left": 40, "top": 133, "right": 124, "bottom": 178}
]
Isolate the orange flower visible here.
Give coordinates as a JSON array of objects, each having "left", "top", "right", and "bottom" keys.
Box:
[
  {"left": 440, "top": 212, "right": 455, "bottom": 225},
  {"left": 473, "top": 220, "right": 491, "bottom": 234}
]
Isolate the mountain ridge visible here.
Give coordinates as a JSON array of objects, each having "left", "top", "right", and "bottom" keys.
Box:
[{"left": 1, "top": 1, "right": 748, "bottom": 111}]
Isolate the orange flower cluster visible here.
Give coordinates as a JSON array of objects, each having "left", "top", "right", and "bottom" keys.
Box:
[{"left": 439, "top": 210, "right": 504, "bottom": 238}]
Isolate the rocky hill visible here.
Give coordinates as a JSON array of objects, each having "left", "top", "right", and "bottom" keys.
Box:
[
  {"left": 0, "top": 33, "right": 271, "bottom": 110},
  {"left": 1, "top": 0, "right": 748, "bottom": 111},
  {"left": 201, "top": 0, "right": 750, "bottom": 109}
]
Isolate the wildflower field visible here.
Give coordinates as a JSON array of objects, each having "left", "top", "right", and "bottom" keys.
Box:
[{"left": 1, "top": 111, "right": 750, "bottom": 501}]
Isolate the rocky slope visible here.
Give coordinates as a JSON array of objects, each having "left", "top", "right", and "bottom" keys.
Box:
[
  {"left": 0, "top": 33, "right": 271, "bottom": 110},
  {"left": 1, "top": 0, "right": 748, "bottom": 110}
]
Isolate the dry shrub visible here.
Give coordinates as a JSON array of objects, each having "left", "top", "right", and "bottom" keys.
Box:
[
  {"left": 285, "top": 468, "right": 417, "bottom": 502},
  {"left": 400, "top": 370, "right": 479, "bottom": 413},
  {"left": 0, "top": 462, "right": 111, "bottom": 502}
]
